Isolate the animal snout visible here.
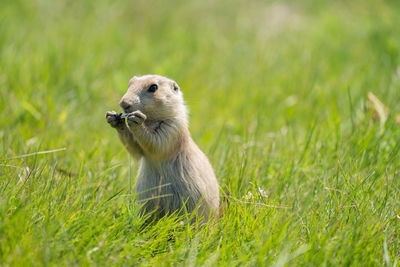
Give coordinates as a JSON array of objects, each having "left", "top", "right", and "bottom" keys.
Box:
[
  {"left": 119, "top": 99, "right": 132, "bottom": 111},
  {"left": 120, "top": 95, "right": 140, "bottom": 112}
]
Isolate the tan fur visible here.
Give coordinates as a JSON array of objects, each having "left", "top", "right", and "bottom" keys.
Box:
[{"left": 106, "top": 75, "right": 219, "bottom": 222}]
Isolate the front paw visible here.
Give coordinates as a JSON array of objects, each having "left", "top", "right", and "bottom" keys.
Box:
[
  {"left": 126, "top": 111, "right": 147, "bottom": 128},
  {"left": 106, "top": 111, "right": 124, "bottom": 128}
]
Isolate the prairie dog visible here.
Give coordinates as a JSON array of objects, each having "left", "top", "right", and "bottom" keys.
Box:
[{"left": 106, "top": 75, "right": 219, "bottom": 222}]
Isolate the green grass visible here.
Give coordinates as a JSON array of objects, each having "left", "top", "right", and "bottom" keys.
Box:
[{"left": 1, "top": 0, "right": 400, "bottom": 265}]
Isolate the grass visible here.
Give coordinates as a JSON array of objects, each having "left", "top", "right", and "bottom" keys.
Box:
[{"left": 1, "top": 0, "right": 400, "bottom": 265}]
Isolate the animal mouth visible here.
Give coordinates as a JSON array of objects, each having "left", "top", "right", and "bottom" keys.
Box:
[
  {"left": 122, "top": 106, "right": 136, "bottom": 114},
  {"left": 121, "top": 103, "right": 141, "bottom": 114}
]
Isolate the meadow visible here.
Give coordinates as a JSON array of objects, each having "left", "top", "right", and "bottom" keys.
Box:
[{"left": 1, "top": 0, "right": 400, "bottom": 265}]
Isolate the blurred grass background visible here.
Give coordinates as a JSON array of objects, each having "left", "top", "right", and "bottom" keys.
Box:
[{"left": 1, "top": 0, "right": 400, "bottom": 265}]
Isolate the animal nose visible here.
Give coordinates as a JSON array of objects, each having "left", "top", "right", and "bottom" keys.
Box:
[{"left": 119, "top": 99, "right": 132, "bottom": 111}]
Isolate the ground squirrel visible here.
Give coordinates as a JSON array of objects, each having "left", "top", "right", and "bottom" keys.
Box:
[{"left": 106, "top": 75, "right": 220, "bottom": 222}]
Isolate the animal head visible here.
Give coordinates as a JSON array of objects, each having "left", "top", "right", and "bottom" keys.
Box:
[{"left": 120, "top": 75, "right": 188, "bottom": 124}]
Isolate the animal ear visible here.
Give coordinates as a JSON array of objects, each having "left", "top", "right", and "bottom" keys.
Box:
[{"left": 172, "top": 81, "right": 180, "bottom": 92}]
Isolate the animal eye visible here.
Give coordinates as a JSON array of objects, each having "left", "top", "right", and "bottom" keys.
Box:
[{"left": 148, "top": 84, "right": 158, "bottom": 93}]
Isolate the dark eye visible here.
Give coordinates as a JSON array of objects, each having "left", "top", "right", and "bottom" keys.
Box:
[{"left": 148, "top": 84, "right": 158, "bottom": 93}]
